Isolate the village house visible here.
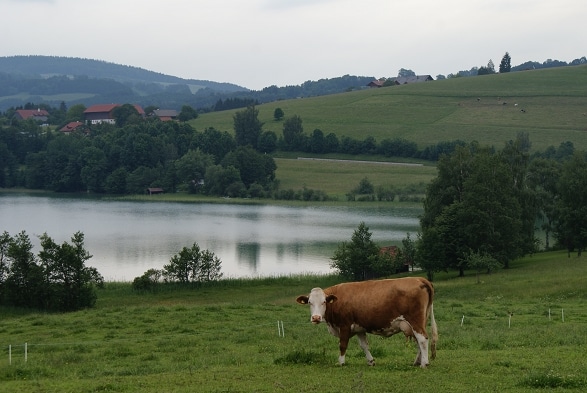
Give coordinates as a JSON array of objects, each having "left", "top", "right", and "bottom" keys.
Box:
[
  {"left": 59, "top": 121, "right": 85, "bottom": 134},
  {"left": 151, "top": 109, "right": 178, "bottom": 121},
  {"left": 393, "top": 75, "right": 434, "bottom": 85},
  {"left": 83, "top": 104, "right": 145, "bottom": 124},
  {"left": 14, "top": 108, "right": 50, "bottom": 122},
  {"left": 367, "top": 75, "right": 434, "bottom": 88}
]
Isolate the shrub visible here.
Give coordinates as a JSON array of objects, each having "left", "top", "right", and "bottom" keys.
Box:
[{"left": 162, "top": 243, "right": 223, "bottom": 284}]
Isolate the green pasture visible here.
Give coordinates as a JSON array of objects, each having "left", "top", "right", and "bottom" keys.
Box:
[
  {"left": 1, "top": 251, "right": 586, "bottom": 392},
  {"left": 275, "top": 158, "right": 436, "bottom": 199},
  {"left": 192, "top": 65, "right": 587, "bottom": 153}
]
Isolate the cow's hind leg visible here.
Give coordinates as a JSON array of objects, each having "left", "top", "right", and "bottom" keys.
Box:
[
  {"left": 412, "top": 331, "right": 429, "bottom": 368},
  {"left": 357, "top": 333, "right": 375, "bottom": 366}
]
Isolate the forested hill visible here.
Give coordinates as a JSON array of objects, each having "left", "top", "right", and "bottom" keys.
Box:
[
  {"left": 0, "top": 56, "right": 375, "bottom": 112},
  {"left": 0, "top": 55, "right": 244, "bottom": 90}
]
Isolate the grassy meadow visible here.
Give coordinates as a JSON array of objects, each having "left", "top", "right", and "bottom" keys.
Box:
[
  {"left": 192, "top": 65, "right": 587, "bottom": 153},
  {"left": 1, "top": 251, "right": 586, "bottom": 392}
]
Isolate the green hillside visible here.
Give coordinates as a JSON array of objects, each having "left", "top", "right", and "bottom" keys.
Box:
[{"left": 192, "top": 65, "right": 587, "bottom": 153}]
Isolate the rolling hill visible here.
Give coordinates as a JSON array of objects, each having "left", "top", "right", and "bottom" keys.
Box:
[
  {"left": 0, "top": 56, "right": 374, "bottom": 112},
  {"left": 0, "top": 56, "right": 250, "bottom": 111},
  {"left": 192, "top": 65, "right": 587, "bottom": 153}
]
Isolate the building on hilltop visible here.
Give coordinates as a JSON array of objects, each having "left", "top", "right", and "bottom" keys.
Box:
[
  {"left": 393, "top": 75, "right": 434, "bottom": 85},
  {"left": 83, "top": 104, "right": 145, "bottom": 125}
]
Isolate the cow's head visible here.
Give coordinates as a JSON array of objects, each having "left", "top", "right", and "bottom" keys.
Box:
[{"left": 296, "top": 287, "right": 337, "bottom": 324}]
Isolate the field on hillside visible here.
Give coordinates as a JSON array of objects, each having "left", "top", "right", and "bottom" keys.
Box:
[
  {"left": 275, "top": 157, "right": 436, "bottom": 199},
  {"left": 1, "top": 251, "right": 586, "bottom": 392},
  {"left": 192, "top": 65, "right": 587, "bottom": 153}
]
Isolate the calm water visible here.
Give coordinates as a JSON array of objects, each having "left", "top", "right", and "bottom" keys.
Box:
[{"left": 0, "top": 193, "right": 421, "bottom": 281}]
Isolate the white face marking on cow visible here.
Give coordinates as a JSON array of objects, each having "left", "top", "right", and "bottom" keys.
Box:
[
  {"left": 296, "top": 288, "right": 337, "bottom": 324},
  {"left": 307, "top": 288, "right": 327, "bottom": 324}
]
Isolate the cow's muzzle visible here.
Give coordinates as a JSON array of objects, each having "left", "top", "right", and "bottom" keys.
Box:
[{"left": 311, "top": 315, "right": 322, "bottom": 324}]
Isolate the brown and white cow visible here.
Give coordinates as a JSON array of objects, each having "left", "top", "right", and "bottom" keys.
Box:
[{"left": 296, "top": 277, "right": 438, "bottom": 367}]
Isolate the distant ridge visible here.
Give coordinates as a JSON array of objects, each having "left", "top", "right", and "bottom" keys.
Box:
[{"left": 0, "top": 55, "right": 247, "bottom": 91}]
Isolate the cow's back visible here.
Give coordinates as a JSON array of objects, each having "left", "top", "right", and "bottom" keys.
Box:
[{"left": 324, "top": 277, "right": 432, "bottom": 334}]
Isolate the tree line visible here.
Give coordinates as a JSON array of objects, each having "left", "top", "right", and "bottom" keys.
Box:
[
  {"left": 1, "top": 103, "right": 466, "bottom": 198},
  {"left": 0, "top": 231, "right": 103, "bottom": 311},
  {"left": 330, "top": 134, "right": 587, "bottom": 281}
]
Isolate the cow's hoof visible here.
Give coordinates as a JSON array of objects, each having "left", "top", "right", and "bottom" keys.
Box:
[{"left": 367, "top": 360, "right": 375, "bottom": 366}]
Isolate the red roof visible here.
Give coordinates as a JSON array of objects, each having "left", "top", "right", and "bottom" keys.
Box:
[
  {"left": 15, "top": 109, "right": 49, "bottom": 119},
  {"left": 84, "top": 104, "right": 145, "bottom": 115},
  {"left": 84, "top": 104, "right": 119, "bottom": 114},
  {"left": 59, "top": 121, "right": 84, "bottom": 133}
]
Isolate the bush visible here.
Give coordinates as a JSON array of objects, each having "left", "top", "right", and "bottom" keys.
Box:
[
  {"left": 132, "top": 269, "right": 162, "bottom": 292},
  {"left": 163, "top": 243, "right": 223, "bottom": 284}
]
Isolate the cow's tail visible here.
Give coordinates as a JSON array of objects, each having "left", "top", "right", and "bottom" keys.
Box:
[
  {"left": 422, "top": 278, "right": 438, "bottom": 360},
  {"left": 429, "top": 302, "right": 438, "bottom": 360}
]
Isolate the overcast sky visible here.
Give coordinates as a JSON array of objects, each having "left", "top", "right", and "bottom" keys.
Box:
[{"left": 1, "top": 0, "right": 585, "bottom": 90}]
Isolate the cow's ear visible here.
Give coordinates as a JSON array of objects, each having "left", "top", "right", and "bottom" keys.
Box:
[
  {"left": 296, "top": 295, "right": 309, "bottom": 304},
  {"left": 326, "top": 294, "right": 337, "bottom": 304}
]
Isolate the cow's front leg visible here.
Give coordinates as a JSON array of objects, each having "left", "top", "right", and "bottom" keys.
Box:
[
  {"left": 337, "top": 328, "right": 351, "bottom": 365},
  {"left": 357, "top": 333, "right": 375, "bottom": 366}
]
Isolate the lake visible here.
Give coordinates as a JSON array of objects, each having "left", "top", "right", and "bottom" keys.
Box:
[{"left": 0, "top": 193, "right": 421, "bottom": 281}]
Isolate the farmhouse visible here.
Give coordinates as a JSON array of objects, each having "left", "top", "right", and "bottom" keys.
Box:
[
  {"left": 59, "top": 121, "right": 85, "bottom": 134},
  {"left": 393, "top": 75, "right": 434, "bottom": 85},
  {"left": 14, "top": 108, "right": 49, "bottom": 122},
  {"left": 367, "top": 79, "right": 386, "bottom": 88},
  {"left": 151, "top": 109, "right": 178, "bottom": 121},
  {"left": 84, "top": 104, "right": 145, "bottom": 124}
]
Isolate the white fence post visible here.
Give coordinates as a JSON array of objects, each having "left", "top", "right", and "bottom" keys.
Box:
[{"left": 8, "top": 345, "right": 11, "bottom": 365}]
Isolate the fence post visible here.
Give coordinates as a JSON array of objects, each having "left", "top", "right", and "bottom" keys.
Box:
[
  {"left": 8, "top": 345, "right": 11, "bottom": 365},
  {"left": 25, "top": 342, "right": 27, "bottom": 362}
]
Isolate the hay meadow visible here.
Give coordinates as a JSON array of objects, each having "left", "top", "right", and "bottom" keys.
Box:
[
  {"left": 1, "top": 251, "right": 586, "bottom": 392},
  {"left": 192, "top": 65, "right": 587, "bottom": 154}
]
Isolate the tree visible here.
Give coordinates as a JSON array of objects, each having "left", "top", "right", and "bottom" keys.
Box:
[
  {"left": 112, "top": 104, "right": 141, "bottom": 127},
  {"left": 257, "top": 130, "right": 277, "bottom": 153},
  {"left": 499, "top": 52, "right": 512, "bottom": 73},
  {"left": 464, "top": 251, "right": 503, "bottom": 284},
  {"left": 282, "top": 115, "right": 305, "bottom": 151},
  {"left": 178, "top": 105, "right": 198, "bottom": 122},
  {"left": 163, "top": 243, "right": 223, "bottom": 284},
  {"left": 175, "top": 149, "right": 214, "bottom": 193},
  {"left": 4, "top": 231, "right": 44, "bottom": 308},
  {"left": 309, "top": 129, "right": 325, "bottom": 153},
  {"left": 38, "top": 231, "right": 103, "bottom": 311},
  {"left": 554, "top": 151, "right": 587, "bottom": 256},
  {"left": 477, "top": 60, "right": 496, "bottom": 75},
  {"left": 330, "top": 222, "right": 382, "bottom": 280},
  {"left": 65, "top": 104, "right": 86, "bottom": 122},
  {"left": 398, "top": 68, "right": 416, "bottom": 77},
  {"left": 233, "top": 105, "right": 263, "bottom": 149},
  {"left": 196, "top": 127, "right": 236, "bottom": 163},
  {"left": 527, "top": 158, "right": 561, "bottom": 249},
  {"left": 204, "top": 165, "right": 241, "bottom": 196},
  {"left": 419, "top": 142, "right": 529, "bottom": 276},
  {"left": 353, "top": 177, "right": 374, "bottom": 195},
  {"left": 273, "top": 107, "right": 284, "bottom": 121},
  {"left": 221, "top": 145, "right": 276, "bottom": 188}
]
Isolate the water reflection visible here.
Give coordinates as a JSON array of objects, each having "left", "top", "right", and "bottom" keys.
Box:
[{"left": 0, "top": 193, "right": 421, "bottom": 281}]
